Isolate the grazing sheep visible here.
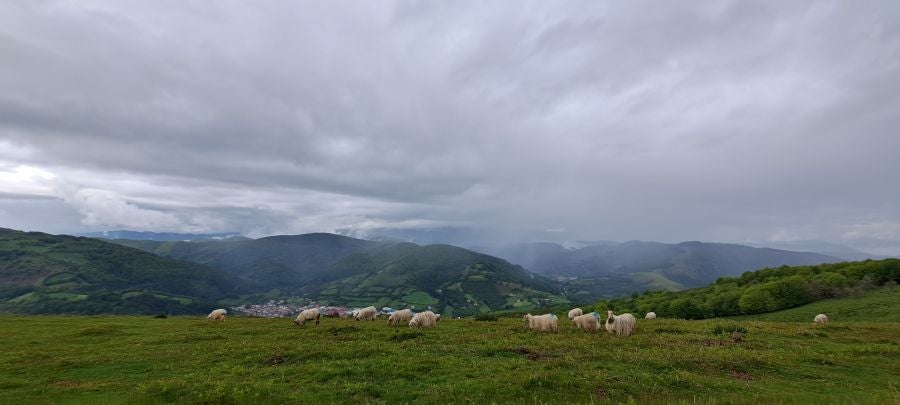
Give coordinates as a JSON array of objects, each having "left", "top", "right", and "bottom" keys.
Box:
[
  {"left": 388, "top": 309, "right": 414, "bottom": 326},
  {"left": 293, "top": 308, "right": 321, "bottom": 327},
  {"left": 814, "top": 313, "right": 828, "bottom": 324},
  {"left": 568, "top": 308, "right": 583, "bottom": 320},
  {"left": 645, "top": 312, "right": 657, "bottom": 320},
  {"left": 573, "top": 312, "right": 601, "bottom": 332},
  {"left": 354, "top": 306, "right": 378, "bottom": 321},
  {"left": 207, "top": 309, "right": 227, "bottom": 322},
  {"left": 605, "top": 310, "right": 636, "bottom": 337},
  {"left": 524, "top": 313, "right": 559, "bottom": 333},
  {"left": 408, "top": 311, "right": 438, "bottom": 328}
]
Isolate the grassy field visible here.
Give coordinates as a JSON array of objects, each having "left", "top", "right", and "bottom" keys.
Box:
[{"left": 1, "top": 313, "right": 898, "bottom": 404}]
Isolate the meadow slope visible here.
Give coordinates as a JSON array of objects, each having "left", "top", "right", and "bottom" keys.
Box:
[
  {"left": 0, "top": 315, "right": 897, "bottom": 404},
  {"left": 730, "top": 286, "right": 900, "bottom": 322}
]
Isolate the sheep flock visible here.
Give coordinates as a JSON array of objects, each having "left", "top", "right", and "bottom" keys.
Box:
[{"left": 205, "top": 305, "right": 835, "bottom": 338}]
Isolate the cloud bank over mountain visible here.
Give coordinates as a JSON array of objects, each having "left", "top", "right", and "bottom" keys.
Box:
[{"left": 1, "top": 1, "right": 899, "bottom": 254}]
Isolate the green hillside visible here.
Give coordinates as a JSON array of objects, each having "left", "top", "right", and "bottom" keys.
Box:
[
  {"left": 111, "top": 234, "right": 381, "bottom": 292},
  {"left": 0, "top": 228, "right": 245, "bottom": 314},
  {"left": 593, "top": 258, "right": 900, "bottom": 319},
  {"left": 1, "top": 315, "right": 897, "bottom": 403},
  {"left": 733, "top": 286, "right": 900, "bottom": 322},
  {"left": 312, "top": 243, "right": 568, "bottom": 316}
]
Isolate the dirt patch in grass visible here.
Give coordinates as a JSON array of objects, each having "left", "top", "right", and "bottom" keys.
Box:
[
  {"left": 698, "top": 338, "right": 730, "bottom": 347},
  {"left": 262, "top": 348, "right": 286, "bottom": 366},
  {"left": 731, "top": 370, "right": 754, "bottom": 381},
  {"left": 508, "top": 346, "right": 552, "bottom": 361}
]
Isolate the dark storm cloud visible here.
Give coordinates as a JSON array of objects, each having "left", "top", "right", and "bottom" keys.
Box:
[{"left": 1, "top": 1, "right": 899, "bottom": 254}]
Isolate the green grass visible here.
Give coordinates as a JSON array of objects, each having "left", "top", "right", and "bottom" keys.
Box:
[
  {"left": 731, "top": 286, "right": 900, "bottom": 322},
  {"left": 0, "top": 315, "right": 897, "bottom": 404}
]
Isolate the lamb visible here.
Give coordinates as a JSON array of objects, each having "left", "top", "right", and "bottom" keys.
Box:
[
  {"left": 354, "top": 306, "right": 378, "bottom": 321},
  {"left": 645, "top": 312, "right": 657, "bottom": 320},
  {"left": 568, "top": 308, "right": 583, "bottom": 320},
  {"left": 814, "top": 313, "right": 828, "bottom": 324},
  {"left": 387, "top": 309, "right": 414, "bottom": 326},
  {"left": 605, "top": 310, "right": 636, "bottom": 337},
  {"left": 408, "top": 310, "right": 438, "bottom": 328},
  {"left": 207, "top": 308, "right": 227, "bottom": 322},
  {"left": 293, "top": 308, "right": 321, "bottom": 327},
  {"left": 573, "top": 312, "right": 601, "bottom": 332},
  {"left": 524, "top": 313, "right": 559, "bottom": 333}
]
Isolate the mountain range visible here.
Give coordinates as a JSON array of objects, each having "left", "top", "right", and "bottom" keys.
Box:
[
  {"left": 478, "top": 240, "right": 840, "bottom": 292},
  {"left": 0, "top": 227, "right": 863, "bottom": 315}
]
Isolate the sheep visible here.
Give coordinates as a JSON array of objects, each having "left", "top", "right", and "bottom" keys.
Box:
[
  {"left": 814, "top": 313, "right": 828, "bottom": 324},
  {"left": 408, "top": 310, "right": 438, "bottom": 328},
  {"left": 645, "top": 312, "right": 657, "bottom": 320},
  {"left": 605, "top": 310, "right": 636, "bottom": 337},
  {"left": 354, "top": 306, "right": 378, "bottom": 321},
  {"left": 388, "top": 309, "right": 414, "bottom": 326},
  {"left": 524, "top": 313, "right": 558, "bottom": 333},
  {"left": 207, "top": 308, "right": 227, "bottom": 322},
  {"left": 573, "top": 312, "right": 601, "bottom": 332},
  {"left": 568, "top": 307, "right": 583, "bottom": 320},
  {"left": 293, "top": 308, "right": 321, "bottom": 327}
]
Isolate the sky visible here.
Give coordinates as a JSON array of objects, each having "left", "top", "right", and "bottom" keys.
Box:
[{"left": 1, "top": 1, "right": 899, "bottom": 254}]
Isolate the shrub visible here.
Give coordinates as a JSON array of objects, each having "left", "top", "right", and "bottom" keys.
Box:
[{"left": 474, "top": 313, "right": 498, "bottom": 321}]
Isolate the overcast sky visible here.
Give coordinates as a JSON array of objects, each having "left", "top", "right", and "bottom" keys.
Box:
[{"left": 1, "top": 1, "right": 899, "bottom": 253}]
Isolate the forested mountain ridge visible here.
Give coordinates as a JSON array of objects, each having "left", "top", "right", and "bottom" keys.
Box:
[
  {"left": 111, "top": 233, "right": 383, "bottom": 291},
  {"left": 309, "top": 243, "right": 567, "bottom": 317},
  {"left": 0, "top": 228, "right": 247, "bottom": 314}
]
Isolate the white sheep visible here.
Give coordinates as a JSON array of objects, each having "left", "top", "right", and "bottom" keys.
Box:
[
  {"left": 645, "top": 312, "right": 657, "bottom": 320},
  {"left": 293, "top": 308, "right": 321, "bottom": 327},
  {"left": 207, "top": 308, "right": 227, "bottom": 322},
  {"left": 605, "top": 310, "right": 636, "bottom": 337},
  {"left": 814, "top": 313, "right": 828, "bottom": 324},
  {"left": 354, "top": 306, "right": 378, "bottom": 321},
  {"left": 388, "top": 309, "right": 414, "bottom": 326},
  {"left": 408, "top": 310, "right": 438, "bottom": 328},
  {"left": 573, "top": 312, "right": 601, "bottom": 332},
  {"left": 568, "top": 307, "right": 584, "bottom": 320},
  {"left": 524, "top": 313, "right": 558, "bottom": 333}
]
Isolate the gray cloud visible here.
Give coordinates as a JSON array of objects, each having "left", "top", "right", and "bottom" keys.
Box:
[{"left": 1, "top": 1, "right": 899, "bottom": 254}]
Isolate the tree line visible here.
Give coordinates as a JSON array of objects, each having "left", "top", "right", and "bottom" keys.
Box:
[{"left": 593, "top": 259, "right": 900, "bottom": 319}]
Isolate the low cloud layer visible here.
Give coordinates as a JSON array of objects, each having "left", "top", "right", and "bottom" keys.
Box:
[{"left": 1, "top": 1, "right": 899, "bottom": 253}]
